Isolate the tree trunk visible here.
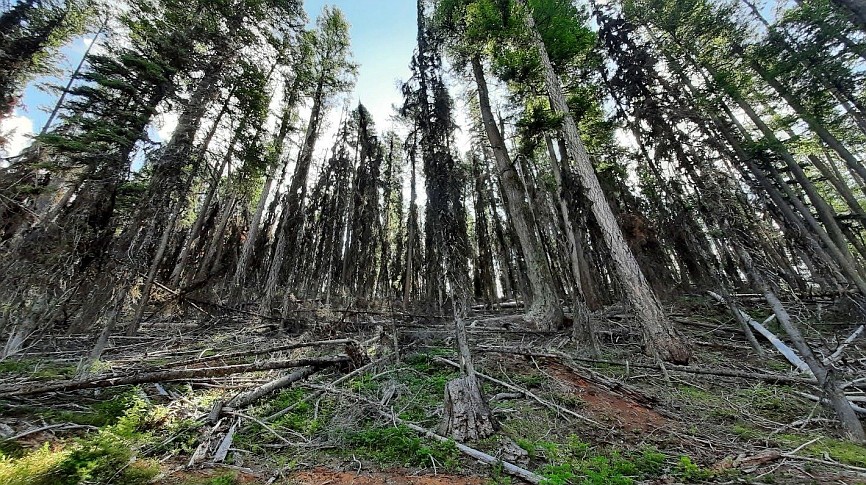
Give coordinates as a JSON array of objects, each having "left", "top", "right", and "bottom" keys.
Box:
[
  {"left": 545, "top": 135, "right": 597, "bottom": 351},
  {"left": 516, "top": 0, "right": 690, "bottom": 364},
  {"left": 471, "top": 55, "right": 562, "bottom": 330},
  {"left": 232, "top": 73, "right": 302, "bottom": 293},
  {"left": 439, "top": 313, "right": 496, "bottom": 442},
  {"left": 260, "top": 77, "right": 327, "bottom": 315}
]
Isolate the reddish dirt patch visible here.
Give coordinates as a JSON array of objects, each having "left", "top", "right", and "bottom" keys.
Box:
[
  {"left": 547, "top": 364, "right": 668, "bottom": 432},
  {"left": 288, "top": 467, "right": 486, "bottom": 484}
]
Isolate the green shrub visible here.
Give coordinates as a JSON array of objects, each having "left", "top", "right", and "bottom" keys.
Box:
[{"left": 675, "top": 456, "right": 713, "bottom": 482}]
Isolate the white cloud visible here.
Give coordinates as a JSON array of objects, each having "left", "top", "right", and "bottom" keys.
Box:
[
  {"left": 0, "top": 111, "right": 35, "bottom": 160},
  {"left": 155, "top": 110, "right": 179, "bottom": 141}
]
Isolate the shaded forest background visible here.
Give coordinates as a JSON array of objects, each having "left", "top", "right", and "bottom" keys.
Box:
[{"left": 2, "top": 0, "right": 866, "bottom": 483}]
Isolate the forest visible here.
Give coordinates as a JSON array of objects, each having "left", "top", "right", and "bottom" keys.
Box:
[{"left": 1, "top": 0, "right": 866, "bottom": 483}]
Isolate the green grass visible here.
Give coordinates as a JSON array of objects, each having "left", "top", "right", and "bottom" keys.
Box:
[
  {"left": 177, "top": 472, "right": 240, "bottom": 485},
  {"left": 344, "top": 424, "right": 460, "bottom": 470},
  {"left": 775, "top": 434, "right": 866, "bottom": 466},
  {"left": 0, "top": 359, "right": 77, "bottom": 379},
  {"left": 42, "top": 389, "right": 141, "bottom": 428},
  {"left": 514, "top": 436, "right": 709, "bottom": 485}
]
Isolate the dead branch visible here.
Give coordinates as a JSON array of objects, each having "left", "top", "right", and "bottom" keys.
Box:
[
  {"left": 476, "top": 346, "right": 818, "bottom": 385},
  {"left": 825, "top": 325, "right": 864, "bottom": 365},
  {"left": 2, "top": 356, "right": 350, "bottom": 397},
  {"left": 306, "top": 383, "right": 545, "bottom": 484},
  {"left": 226, "top": 366, "right": 319, "bottom": 409},
  {"left": 158, "top": 338, "right": 357, "bottom": 369},
  {"left": 708, "top": 291, "right": 811, "bottom": 374}
]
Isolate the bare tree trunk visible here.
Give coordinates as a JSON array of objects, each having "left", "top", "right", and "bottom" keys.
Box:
[
  {"left": 403, "top": 154, "right": 418, "bottom": 309},
  {"left": 440, "top": 312, "right": 496, "bottom": 441},
  {"left": 195, "top": 193, "right": 237, "bottom": 284},
  {"left": 260, "top": 78, "right": 326, "bottom": 316},
  {"left": 41, "top": 19, "right": 107, "bottom": 134},
  {"left": 517, "top": 0, "right": 690, "bottom": 363},
  {"left": 743, "top": 54, "right": 866, "bottom": 187},
  {"left": 231, "top": 74, "right": 301, "bottom": 294}
]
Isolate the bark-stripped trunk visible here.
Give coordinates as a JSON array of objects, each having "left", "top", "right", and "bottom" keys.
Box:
[
  {"left": 740, "top": 249, "right": 866, "bottom": 443},
  {"left": 545, "top": 135, "right": 596, "bottom": 350}
]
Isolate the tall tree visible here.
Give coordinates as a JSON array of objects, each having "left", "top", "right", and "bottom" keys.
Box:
[{"left": 514, "top": 0, "right": 691, "bottom": 364}]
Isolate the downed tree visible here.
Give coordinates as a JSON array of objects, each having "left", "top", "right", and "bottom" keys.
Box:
[
  {"left": 708, "top": 291, "right": 811, "bottom": 374},
  {"left": 226, "top": 366, "right": 319, "bottom": 410},
  {"left": 151, "top": 338, "right": 359, "bottom": 369},
  {"left": 2, "top": 356, "right": 350, "bottom": 397}
]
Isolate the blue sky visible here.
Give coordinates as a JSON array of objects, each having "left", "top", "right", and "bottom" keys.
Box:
[
  {"left": 304, "top": 0, "right": 417, "bottom": 128},
  {"left": 1, "top": 0, "right": 419, "bottom": 157}
]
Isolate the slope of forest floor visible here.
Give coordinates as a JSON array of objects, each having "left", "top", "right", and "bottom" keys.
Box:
[{"left": 0, "top": 295, "right": 864, "bottom": 484}]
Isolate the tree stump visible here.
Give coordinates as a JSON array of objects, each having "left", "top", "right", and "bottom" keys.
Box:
[{"left": 439, "top": 374, "right": 496, "bottom": 442}]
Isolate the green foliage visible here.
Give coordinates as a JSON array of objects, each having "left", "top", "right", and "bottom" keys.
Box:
[
  {"left": 775, "top": 434, "right": 866, "bottom": 467},
  {"left": 345, "top": 425, "right": 460, "bottom": 470},
  {"left": 42, "top": 389, "right": 140, "bottom": 429},
  {"left": 178, "top": 472, "right": 240, "bottom": 485},
  {"left": 675, "top": 456, "right": 713, "bottom": 482},
  {"left": 0, "top": 358, "right": 77, "bottom": 379},
  {"left": 520, "top": 437, "right": 682, "bottom": 485},
  {"left": 731, "top": 423, "right": 760, "bottom": 441},
  {"left": 0, "top": 393, "right": 160, "bottom": 485}
]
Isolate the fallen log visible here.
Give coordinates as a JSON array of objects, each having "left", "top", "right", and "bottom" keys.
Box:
[
  {"left": 151, "top": 338, "right": 357, "bottom": 369},
  {"left": 226, "top": 366, "right": 319, "bottom": 409},
  {"left": 2, "top": 356, "right": 350, "bottom": 397},
  {"left": 708, "top": 291, "right": 811, "bottom": 374}
]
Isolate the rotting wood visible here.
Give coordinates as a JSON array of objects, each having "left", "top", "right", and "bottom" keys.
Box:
[
  {"left": 3, "top": 356, "right": 350, "bottom": 397},
  {"left": 212, "top": 420, "right": 237, "bottom": 463},
  {"left": 439, "top": 314, "right": 496, "bottom": 441}
]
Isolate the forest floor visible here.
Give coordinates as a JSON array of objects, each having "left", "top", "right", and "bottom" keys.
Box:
[{"left": 0, "top": 295, "right": 864, "bottom": 484}]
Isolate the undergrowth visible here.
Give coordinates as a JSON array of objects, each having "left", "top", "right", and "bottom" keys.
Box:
[
  {"left": 515, "top": 435, "right": 712, "bottom": 485},
  {"left": 0, "top": 388, "right": 169, "bottom": 485},
  {"left": 344, "top": 424, "right": 460, "bottom": 470}
]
